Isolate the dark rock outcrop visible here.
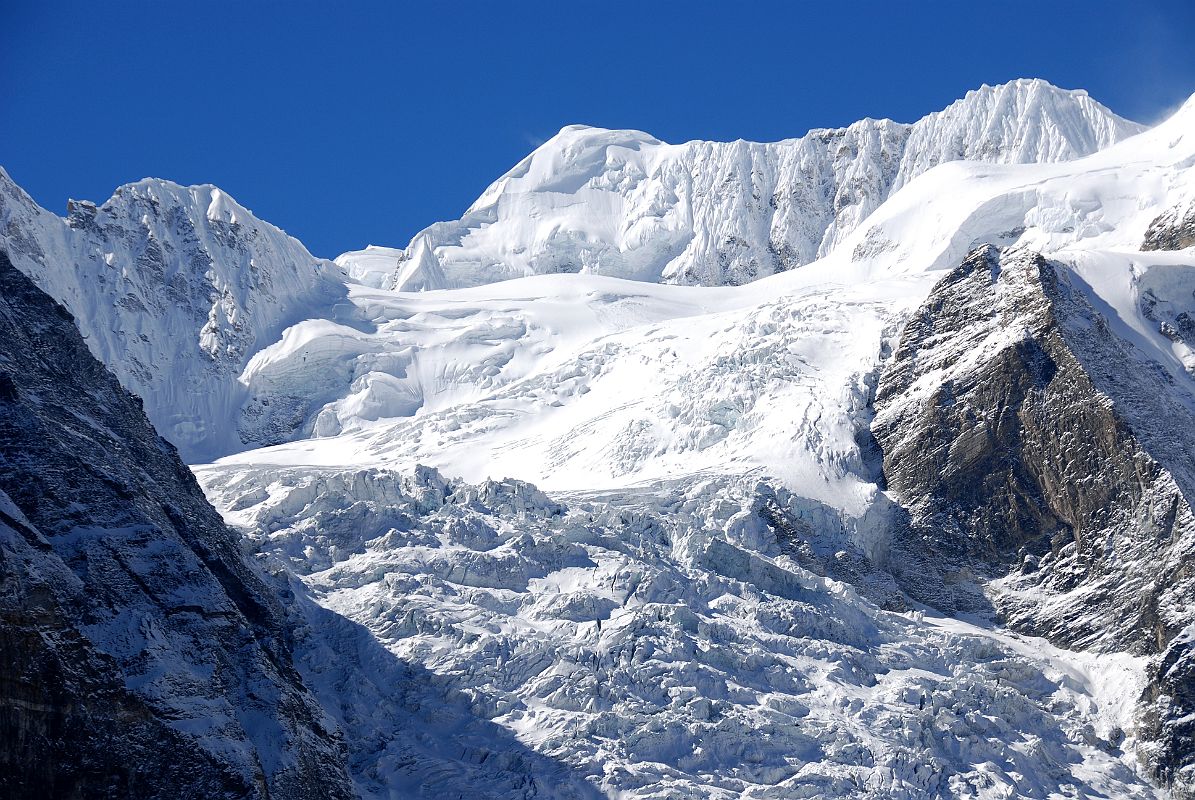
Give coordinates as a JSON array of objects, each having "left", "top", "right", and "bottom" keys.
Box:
[
  {"left": 0, "top": 250, "right": 354, "bottom": 799},
  {"left": 1139, "top": 627, "right": 1195, "bottom": 797},
  {"left": 871, "top": 245, "right": 1195, "bottom": 795},
  {"left": 1143, "top": 201, "right": 1195, "bottom": 251}
]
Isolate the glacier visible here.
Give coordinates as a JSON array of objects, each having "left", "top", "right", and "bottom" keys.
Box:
[
  {"left": 198, "top": 465, "right": 1161, "bottom": 798},
  {"left": 3, "top": 78, "right": 1195, "bottom": 798},
  {"left": 191, "top": 87, "right": 1195, "bottom": 798}
]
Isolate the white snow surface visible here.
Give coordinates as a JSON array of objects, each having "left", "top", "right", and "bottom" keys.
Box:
[
  {"left": 208, "top": 91, "right": 1195, "bottom": 501},
  {"left": 338, "top": 79, "right": 1142, "bottom": 290},
  {"left": 188, "top": 92, "right": 1195, "bottom": 796},
  {"left": 198, "top": 467, "right": 1161, "bottom": 798}
]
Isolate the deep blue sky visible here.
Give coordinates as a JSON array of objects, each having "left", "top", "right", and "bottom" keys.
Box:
[{"left": 3, "top": 1, "right": 1194, "bottom": 258}]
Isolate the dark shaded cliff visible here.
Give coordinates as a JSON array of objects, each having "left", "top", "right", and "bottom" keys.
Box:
[{"left": 0, "top": 250, "right": 354, "bottom": 799}]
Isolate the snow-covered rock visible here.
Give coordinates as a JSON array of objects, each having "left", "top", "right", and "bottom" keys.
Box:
[
  {"left": 0, "top": 170, "right": 349, "bottom": 462},
  {"left": 871, "top": 244, "right": 1195, "bottom": 793},
  {"left": 0, "top": 251, "right": 355, "bottom": 799}
]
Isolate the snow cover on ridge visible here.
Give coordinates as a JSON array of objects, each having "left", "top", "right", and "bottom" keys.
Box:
[
  {"left": 0, "top": 171, "right": 347, "bottom": 462},
  {"left": 338, "top": 79, "right": 1143, "bottom": 290},
  {"left": 204, "top": 91, "right": 1195, "bottom": 509},
  {"left": 0, "top": 78, "right": 1142, "bottom": 465}
]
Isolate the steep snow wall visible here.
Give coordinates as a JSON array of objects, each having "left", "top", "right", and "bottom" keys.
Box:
[
  {"left": 338, "top": 79, "right": 1143, "bottom": 290},
  {"left": 0, "top": 170, "right": 349, "bottom": 462}
]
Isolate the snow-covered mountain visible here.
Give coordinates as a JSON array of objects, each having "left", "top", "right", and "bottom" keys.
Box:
[
  {"left": 4, "top": 79, "right": 1195, "bottom": 798},
  {"left": 203, "top": 89, "right": 1195, "bottom": 497},
  {"left": 338, "top": 79, "right": 1143, "bottom": 290},
  {"left": 0, "top": 170, "right": 349, "bottom": 462},
  {"left": 0, "top": 79, "right": 1142, "bottom": 466},
  {"left": 0, "top": 77, "right": 1137, "bottom": 463}
]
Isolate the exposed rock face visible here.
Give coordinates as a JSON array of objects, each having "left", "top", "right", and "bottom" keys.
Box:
[
  {"left": 0, "top": 251, "right": 353, "bottom": 799},
  {"left": 1143, "top": 197, "right": 1195, "bottom": 251},
  {"left": 872, "top": 245, "right": 1195, "bottom": 795},
  {"left": 1140, "top": 627, "right": 1195, "bottom": 798}
]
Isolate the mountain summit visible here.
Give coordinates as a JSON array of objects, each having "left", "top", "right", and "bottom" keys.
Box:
[
  {"left": 0, "top": 170, "right": 348, "bottom": 462},
  {"left": 338, "top": 78, "right": 1143, "bottom": 290}
]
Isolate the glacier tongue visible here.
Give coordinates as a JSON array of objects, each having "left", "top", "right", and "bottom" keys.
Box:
[
  {"left": 337, "top": 78, "right": 1143, "bottom": 291},
  {"left": 198, "top": 464, "right": 1162, "bottom": 799}
]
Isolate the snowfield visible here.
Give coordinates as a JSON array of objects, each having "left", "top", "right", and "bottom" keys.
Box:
[
  {"left": 338, "top": 79, "right": 1142, "bottom": 290},
  {"left": 202, "top": 91, "right": 1195, "bottom": 504}
]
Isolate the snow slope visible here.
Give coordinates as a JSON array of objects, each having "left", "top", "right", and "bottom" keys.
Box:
[
  {"left": 205, "top": 93, "right": 1195, "bottom": 511},
  {"left": 338, "top": 79, "right": 1142, "bottom": 290}
]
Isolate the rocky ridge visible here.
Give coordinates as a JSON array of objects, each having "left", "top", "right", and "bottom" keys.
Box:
[
  {"left": 872, "top": 245, "right": 1195, "bottom": 795},
  {"left": 0, "top": 251, "right": 356, "bottom": 798}
]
